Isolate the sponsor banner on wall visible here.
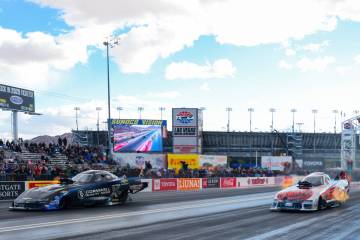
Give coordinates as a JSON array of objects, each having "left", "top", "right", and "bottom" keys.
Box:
[
  {"left": 199, "top": 155, "right": 227, "bottom": 168},
  {"left": 221, "top": 178, "right": 237, "bottom": 188},
  {"left": 152, "top": 178, "right": 177, "bottom": 191},
  {"left": 167, "top": 154, "right": 199, "bottom": 171},
  {"left": 141, "top": 179, "right": 152, "bottom": 192},
  {"left": 202, "top": 178, "right": 220, "bottom": 188},
  {"left": 27, "top": 180, "right": 59, "bottom": 189},
  {"left": 0, "top": 181, "right": 26, "bottom": 200},
  {"left": 113, "top": 153, "right": 166, "bottom": 169},
  {"left": 247, "top": 177, "right": 275, "bottom": 186},
  {"left": 236, "top": 178, "right": 249, "bottom": 188},
  {"left": 303, "top": 159, "right": 324, "bottom": 171},
  {"left": 261, "top": 156, "right": 292, "bottom": 171},
  {"left": 178, "top": 178, "right": 201, "bottom": 191}
]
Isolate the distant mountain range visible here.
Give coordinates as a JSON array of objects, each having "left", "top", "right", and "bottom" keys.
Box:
[{"left": 29, "top": 133, "right": 75, "bottom": 145}]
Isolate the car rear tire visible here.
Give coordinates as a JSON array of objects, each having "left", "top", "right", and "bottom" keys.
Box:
[
  {"left": 59, "top": 197, "right": 69, "bottom": 209},
  {"left": 119, "top": 191, "right": 129, "bottom": 205},
  {"left": 317, "top": 197, "right": 326, "bottom": 210}
]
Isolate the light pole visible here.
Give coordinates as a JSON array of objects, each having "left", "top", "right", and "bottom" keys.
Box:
[
  {"left": 226, "top": 107, "right": 232, "bottom": 132},
  {"left": 138, "top": 107, "right": 144, "bottom": 119},
  {"left": 159, "top": 107, "right": 165, "bottom": 120},
  {"left": 248, "top": 108, "right": 254, "bottom": 132},
  {"left": 74, "top": 107, "right": 80, "bottom": 131},
  {"left": 96, "top": 107, "right": 102, "bottom": 145},
  {"left": 312, "top": 109, "right": 318, "bottom": 134},
  {"left": 291, "top": 109, "right": 297, "bottom": 132},
  {"left": 312, "top": 109, "right": 318, "bottom": 152},
  {"left": 269, "top": 108, "right": 276, "bottom": 132},
  {"left": 116, "top": 107, "right": 123, "bottom": 119},
  {"left": 354, "top": 110, "right": 359, "bottom": 116},
  {"left": 296, "top": 122, "right": 304, "bottom": 132},
  {"left": 333, "top": 110, "right": 338, "bottom": 133},
  {"left": 103, "top": 37, "right": 119, "bottom": 158}
]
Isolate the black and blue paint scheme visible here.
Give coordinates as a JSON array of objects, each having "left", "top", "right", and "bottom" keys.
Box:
[{"left": 10, "top": 170, "right": 148, "bottom": 210}]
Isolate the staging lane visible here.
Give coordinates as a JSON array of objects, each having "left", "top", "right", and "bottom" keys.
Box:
[{"left": 0, "top": 187, "right": 359, "bottom": 240}]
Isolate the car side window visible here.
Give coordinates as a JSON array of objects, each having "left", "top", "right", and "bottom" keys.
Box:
[
  {"left": 324, "top": 176, "right": 330, "bottom": 185},
  {"left": 94, "top": 174, "right": 105, "bottom": 182},
  {"left": 104, "top": 173, "right": 116, "bottom": 181}
]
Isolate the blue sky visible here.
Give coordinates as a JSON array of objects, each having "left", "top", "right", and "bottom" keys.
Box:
[{"left": 1, "top": 0, "right": 360, "bottom": 138}]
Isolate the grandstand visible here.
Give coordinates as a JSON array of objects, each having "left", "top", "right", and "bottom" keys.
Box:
[{"left": 73, "top": 130, "right": 357, "bottom": 169}]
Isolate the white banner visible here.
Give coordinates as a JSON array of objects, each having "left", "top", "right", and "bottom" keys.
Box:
[
  {"left": 199, "top": 155, "right": 227, "bottom": 168},
  {"left": 261, "top": 156, "right": 292, "bottom": 171},
  {"left": 113, "top": 153, "right": 166, "bottom": 169}
]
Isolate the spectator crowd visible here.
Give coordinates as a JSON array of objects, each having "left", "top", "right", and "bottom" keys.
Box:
[{"left": 1, "top": 137, "right": 283, "bottom": 181}]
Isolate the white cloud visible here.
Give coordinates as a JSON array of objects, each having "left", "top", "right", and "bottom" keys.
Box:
[
  {"left": 0, "top": 25, "right": 114, "bottom": 89},
  {"left": 200, "top": 82, "right": 211, "bottom": 92},
  {"left": 145, "top": 91, "right": 182, "bottom": 99},
  {"left": 278, "top": 60, "right": 293, "bottom": 70},
  {"left": 29, "top": 0, "right": 360, "bottom": 74},
  {"left": 303, "top": 40, "right": 329, "bottom": 52},
  {"left": 336, "top": 65, "right": 352, "bottom": 74},
  {"left": 165, "top": 59, "right": 236, "bottom": 80},
  {"left": 296, "top": 56, "right": 336, "bottom": 72},
  {"left": 354, "top": 54, "right": 360, "bottom": 64},
  {"left": 285, "top": 48, "right": 296, "bottom": 56}
]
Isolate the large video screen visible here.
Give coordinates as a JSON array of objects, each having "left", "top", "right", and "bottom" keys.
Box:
[{"left": 112, "top": 119, "right": 166, "bottom": 153}]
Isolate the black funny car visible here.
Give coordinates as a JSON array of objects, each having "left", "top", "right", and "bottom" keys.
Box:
[{"left": 10, "top": 170, "right": 148, "bottom": 210}]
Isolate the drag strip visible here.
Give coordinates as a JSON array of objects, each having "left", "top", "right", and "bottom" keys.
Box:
[
  {"left": 0, "top": 187, "right": 278, "bottom": 239},
  {"left": 1, "top": 187, "right": 359, "bottom": 240}
]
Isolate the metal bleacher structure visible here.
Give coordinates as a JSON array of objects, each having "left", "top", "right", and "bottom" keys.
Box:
[
  {"left": 8, "top": 148, "right": 68, "bottom": 166},
  {"left": 74, "top": 130, "right": 359, "bottom": 168}
]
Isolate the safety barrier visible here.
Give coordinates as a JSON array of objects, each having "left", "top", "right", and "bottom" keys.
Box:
[{"left": 4, "top": 176, "right": 336, "bottom": 200}]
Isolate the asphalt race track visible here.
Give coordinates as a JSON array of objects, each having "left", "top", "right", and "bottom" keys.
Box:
[{"left": 0, "top": 186, "right": 359, "bottom": 240}]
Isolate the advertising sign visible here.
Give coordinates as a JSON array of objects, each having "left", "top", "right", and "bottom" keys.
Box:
[
  {"left": 152, "top": 178, "right": 177, "bottom": 191},
  {"left": 111, "top": 119, "right": 167, "bottom": 153},
  {"left": 177, "top": 178, "right": 201, "bottom": 191},
  {"left": 172, "top": 108, "right": 202, "bottom": 153},
  {"left": 202, "top": 178, "right": 220, "bottom": 188},
  {"left": 113, "top": 153, "right": 165, "bottom": 169},
  {"left": 0, "top": 84, "right": 35, "bottom": 112},
  {"left": 199, "top": 155, "right": 227, "bottom": 168},
  {"left": 303, "top": 159, "right": 324, "bottom": 171},
  {"left": 0, "top": 181, "right": 26, "bottom": 200},
  {"left": 247, "top": 177, "right": 275, "bottom": 186},
  {"left": 220, "top": 178, "right": 237, "bottom": 188},
  {"left": 167, "top": 154, "right": 200, "bottom": 171},
  {"left": 27, "top": 180, "right": 59, "bottom": 189},
  {"left": 261, "top": 156, "right": 292, "bottom": 171}
]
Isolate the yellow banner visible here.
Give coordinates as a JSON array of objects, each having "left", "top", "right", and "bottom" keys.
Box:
[{"left": 167, "top": 154, "right": 199, "bottom": 171}]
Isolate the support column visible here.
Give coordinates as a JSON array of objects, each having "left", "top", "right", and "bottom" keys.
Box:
[{"left": 12, "top": 110, "right": 18, "bottom": 142}]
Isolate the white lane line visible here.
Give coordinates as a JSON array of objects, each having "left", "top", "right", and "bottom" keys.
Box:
[
  {"left": 0, "top": 194, "right": 272, "bottom": 233},
  {"left": 243, "top": 214, "right": 332, "bottom": 240}
]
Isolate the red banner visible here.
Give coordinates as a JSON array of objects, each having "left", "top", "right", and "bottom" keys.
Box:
[
  {"left": 221, "top": 178, "right": 237, "bottom": 188},
  {"left": 152, "top": 178, "right": 177, "bottom": 191}
]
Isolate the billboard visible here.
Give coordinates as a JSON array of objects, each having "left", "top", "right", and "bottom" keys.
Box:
[
  {"left": 172, "top": 108, "right": 203, "bottom": 153},
  {"left": 199, "top": 155, "right": 227, "bottom": 168},
  {"left": 112, "top": 119, "right": 166, "bottom": 153},
  {"left": 112, "top": 153, "right": 165, "bottom": 169},
  {"left": 167, "top": 154, "right": 199, "bottom": 171},
  {"left": 0, "top": 84, "right": 35, "bottom": 112},
  {"left": 261, "top": 156, "right": 292, "bottom": 171},
  {"left": 303, "top": 159, "right": 324, "bottom": 171}
]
